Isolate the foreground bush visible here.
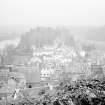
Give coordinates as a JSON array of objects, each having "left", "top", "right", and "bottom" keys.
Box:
[{"left": 9, "top": 77, "right": 105, "bottom": 105}]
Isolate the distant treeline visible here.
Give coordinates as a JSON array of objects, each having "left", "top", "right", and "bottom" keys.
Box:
[{"left": 18, "top": 27, "right": 76, "bottom": 48}]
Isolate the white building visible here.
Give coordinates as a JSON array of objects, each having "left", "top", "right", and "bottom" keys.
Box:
[{"left": 41, "top": 68, "right": 55, "bottom": 80}]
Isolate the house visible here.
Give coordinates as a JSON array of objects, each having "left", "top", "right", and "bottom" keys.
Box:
[
  {"left": 41, "top": 68, "right": 55, "bottom": 80},
  {"left": 91, "top": 64, "right": 104, "bottom": 78},
  {"left": 28, "top": 56, "right": 42, "bottom": 67},
  {"left": 18, "top": 68, "right": 45, "bottom": 88}
]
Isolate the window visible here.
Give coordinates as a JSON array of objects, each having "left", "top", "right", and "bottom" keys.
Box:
[{"left": 28, "top": 84, "right": 32, "bottom": 88}]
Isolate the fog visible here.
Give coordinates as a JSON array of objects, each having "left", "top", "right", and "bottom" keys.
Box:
[{"left": 0, "top": 0, "right": 105, "bottom": 27}]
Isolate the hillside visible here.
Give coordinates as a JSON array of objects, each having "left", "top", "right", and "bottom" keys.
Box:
[
  {"left": 85, "top": 26, "right": 105, "bottom": 41},
  {"left": 18, "top": 27, "right": 76, "bottom": 48},
  {"left": 0, "top": 25, "right": 29, "bottom": 41},
  {"left": 70, "top": 26, "right": 105, "bottom": 42},
  {"left": 69, "top": 26, "right": 105, "bottom": 51},
  {"left": 0, "top": 25, "right": 105, "bottom": 42}
]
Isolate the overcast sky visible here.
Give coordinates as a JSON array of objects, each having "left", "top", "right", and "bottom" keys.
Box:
[{"left": 0, "top": 0, "right": 105, "bottom": 27}]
